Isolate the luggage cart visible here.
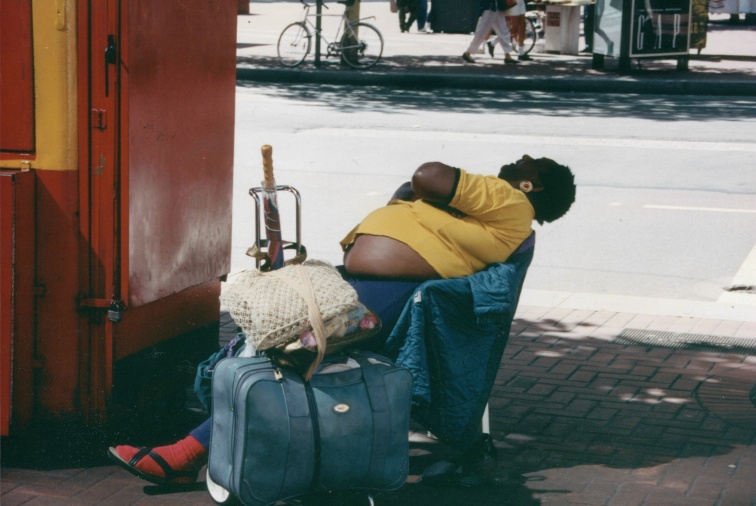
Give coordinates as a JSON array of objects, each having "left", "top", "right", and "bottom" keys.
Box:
[{"left": 246, "top": 184, "right": 306, "bottom": 270}]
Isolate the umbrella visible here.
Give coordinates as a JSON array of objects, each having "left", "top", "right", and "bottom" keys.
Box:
[{"left": 261, "top": 145, "right": 284, "bottom": 271}]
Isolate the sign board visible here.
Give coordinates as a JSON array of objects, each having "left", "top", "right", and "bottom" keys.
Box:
[
  {"left": 547, "top": 11, "right": 562, "bottom": 26},
  {"left": 629, "top": 0, "right": 692, "bottom": 57}
]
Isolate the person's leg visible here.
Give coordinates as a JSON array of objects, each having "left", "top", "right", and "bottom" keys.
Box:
[
  {"left": 108, "top": 418, "right": 210, "bottom": 486},
  {"left": 189, "top": 417, "right": 212, "bottom": 447},
  {"left": 505, "top": 15, "right": 518, "bottom": 51},
  {"left": 462, "top": 16, "right": 490, "bottom": 63},
  {"left": 405, "top": 5, "right": 418, "bottom": 33},
  {"left": 583, "top": 4, "right": 594, "bottom": 51},
  {"left": 416, "top": 0, "right": 428, "bottom": 30},
  {"left": 397, "top": 0, "right": 408, "bottom": 31},
  {"left": 465, "top": 10, "right": 496, "bottom": 59},
  {"left": 341, "top": 274, "right": 420, "bottom": 350},
  {"left": 510, "top": 14, "right": 528, "bottom": 59},
  {"left": 491, "top": 11, "right": 515, "bottom": 59}
]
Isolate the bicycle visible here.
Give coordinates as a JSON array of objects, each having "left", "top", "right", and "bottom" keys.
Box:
[{"left": 277, "top": 0, "right": 384, "bottom": 70}]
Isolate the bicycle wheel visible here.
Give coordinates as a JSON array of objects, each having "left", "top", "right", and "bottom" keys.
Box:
[
  {"left": 340, "top": 22, "right": 383, "bottom": 70},
  {"left": 277, "top": 22, "right": 311, "bottom": 67},
  {"left": 521, "top": 16, "right": 537, "bottom": 55}
]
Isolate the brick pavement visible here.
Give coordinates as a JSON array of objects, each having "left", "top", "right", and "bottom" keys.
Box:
[{"left": 2, "top": 305, "right": 755, "bottom": 505}]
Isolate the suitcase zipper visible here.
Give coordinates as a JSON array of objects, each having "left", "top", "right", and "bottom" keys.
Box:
[
  {"left": 304, "top": 381, "right": 322, "bottom": 492},
  {"left": 231, "top": 363, "right": 275, "bottom": 410}
]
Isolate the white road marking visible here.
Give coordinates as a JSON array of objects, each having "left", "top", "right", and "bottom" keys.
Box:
[
  {"left": 719, "top": 243, "right": 756, "bottom": 304},
  {"left": 302, "top": 129, "right": 756, "bottom": 152},
  {"left": 643, "top": 205, "right": 756, "bottom": 213}
]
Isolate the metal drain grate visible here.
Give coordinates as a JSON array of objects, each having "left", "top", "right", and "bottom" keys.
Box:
[{"left": 614, "top": 328, "right": 756, "bottom": 355}]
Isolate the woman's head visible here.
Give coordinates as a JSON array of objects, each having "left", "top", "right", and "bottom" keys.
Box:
[{"left": 499, "top": 155, "right": 576, "bottom": 224}]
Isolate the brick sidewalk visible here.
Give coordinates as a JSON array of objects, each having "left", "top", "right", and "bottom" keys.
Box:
[{"left": 2, "top": 306, "right": 754, "bottom": 505}]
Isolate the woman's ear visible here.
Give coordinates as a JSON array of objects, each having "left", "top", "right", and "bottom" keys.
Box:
[{"left": 519, "top": 180, "right": 543, "bottom": 193}]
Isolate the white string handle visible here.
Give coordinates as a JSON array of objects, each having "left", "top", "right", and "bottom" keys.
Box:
[{"left": 267, "top": 265, "right": 327, "bottom": 380}]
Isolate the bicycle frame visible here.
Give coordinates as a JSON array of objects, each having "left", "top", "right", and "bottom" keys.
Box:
[{"left": 298, "top": 1, "right": 376, "bottom": 59}]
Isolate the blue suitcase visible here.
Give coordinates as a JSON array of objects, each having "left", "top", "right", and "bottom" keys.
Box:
[{"left": 206, "top": 352, "right": 412, "bottom": 506}]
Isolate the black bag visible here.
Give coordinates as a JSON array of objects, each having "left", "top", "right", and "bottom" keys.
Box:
[{"left": 207, "top": 351, "right": 413, "bottom": 506}]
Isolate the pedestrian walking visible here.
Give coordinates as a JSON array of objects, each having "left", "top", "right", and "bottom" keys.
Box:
[
  {"left": 463, "top": 0, "right": 520, "bottom": 64},
  {"left": 397, "top": 0, "right": 420, "bottom": 32},
  {"left": 505, "top": 0, "right": 530, "bottom": 60},
  {"left": 484, "top": 0, "right": 530, "bottom": 60}
]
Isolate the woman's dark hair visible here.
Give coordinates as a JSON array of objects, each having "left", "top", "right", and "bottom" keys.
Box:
[{"left": 528, "top": 158, "right": 576, "bottom": 225}]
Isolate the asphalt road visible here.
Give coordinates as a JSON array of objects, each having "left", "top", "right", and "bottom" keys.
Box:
[{"left": 229, "top": 83, "right": 756, "bottom": 319}]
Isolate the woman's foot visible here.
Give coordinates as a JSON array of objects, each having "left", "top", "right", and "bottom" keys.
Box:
[
  {"left": 462, "top": 51, "right": 476, "bottom": 63},
  {"left": 107, "top": 435, "right": 207, "bottom": 487},
  {"left": 504, "top": 53, "right": 521, "bottom": 64},
  {"left": 422, "top": 434, "right": 499, "bottom": 488}
]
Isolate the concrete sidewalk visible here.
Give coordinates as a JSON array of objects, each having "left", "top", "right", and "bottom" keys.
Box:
[
  {"left": 2, "top": 305, "right": 755, "bottom": 505},
  {"left": 236, "top": 1, "right": 756, "bottom": 95}
]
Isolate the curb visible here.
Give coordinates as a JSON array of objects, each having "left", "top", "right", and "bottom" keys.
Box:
[{"left": 237, "top": 66, "right": 756, "bottom": 96}]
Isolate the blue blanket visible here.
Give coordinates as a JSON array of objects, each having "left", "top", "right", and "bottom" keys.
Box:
[{"left": 384, "top": 233, "right": 535, "bottom": 450}]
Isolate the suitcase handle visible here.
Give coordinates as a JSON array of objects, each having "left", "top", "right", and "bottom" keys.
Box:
[
  {"left": 349, "top": 353, "right": 393, "bottom": 481},
  {"left": 350, "top": 354, "right": 389, "bottom": 413}
]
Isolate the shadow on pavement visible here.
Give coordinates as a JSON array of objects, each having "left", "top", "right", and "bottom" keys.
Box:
[
  {"left": 236, "top": 79, "right": 756, "bottom": 122},
  {"left": 477, "top": 315, "right": 753, "bottom": 501},
  {"left": 0, "top": 326, "right": 217, "bottom": 471},
  {"left": 3, "top": 313, "right": 753, "bottom": 505}
]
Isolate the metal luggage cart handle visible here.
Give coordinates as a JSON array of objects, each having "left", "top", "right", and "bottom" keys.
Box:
[{"left": 247, "top": 185, "right": 305, "bottom": 269}]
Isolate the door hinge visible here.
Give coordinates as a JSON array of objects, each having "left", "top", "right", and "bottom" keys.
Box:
[{"left": 91, "top": 108, "right": 107, "bottom": 130}]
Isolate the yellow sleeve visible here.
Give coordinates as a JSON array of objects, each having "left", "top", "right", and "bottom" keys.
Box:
[{"left": 449, "top": 170, "right": 534, "bottom": 223}]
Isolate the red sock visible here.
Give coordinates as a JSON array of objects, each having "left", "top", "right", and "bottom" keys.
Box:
[{"left": 114, "top": 435, "right": 207, "bottom": 483}]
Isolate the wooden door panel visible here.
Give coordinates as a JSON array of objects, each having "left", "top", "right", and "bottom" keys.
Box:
[
  {"left": 123, "top": 0, "right": 236, "bottom": 307},
  {"left": 0, "top": 0, "right": 34, "bottom": 153}
]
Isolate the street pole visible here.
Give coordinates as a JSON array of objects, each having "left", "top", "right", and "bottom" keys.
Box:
[{"left": 315, "top": 0, "right": 323, "bottom": 67}]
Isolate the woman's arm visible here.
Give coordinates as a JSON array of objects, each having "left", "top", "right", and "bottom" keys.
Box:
[{"left": 411, "top": 162, "right": 460, "bottom": 204}]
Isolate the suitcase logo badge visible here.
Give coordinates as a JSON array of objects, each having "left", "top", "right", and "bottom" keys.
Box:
[{"left": 333, "top": 403, "right": 350, "bottom": 413}]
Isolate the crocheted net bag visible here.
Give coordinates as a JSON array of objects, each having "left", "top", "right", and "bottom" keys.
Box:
[{"left": 221, "top": 260, "right": 360, "bottom": 350}]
